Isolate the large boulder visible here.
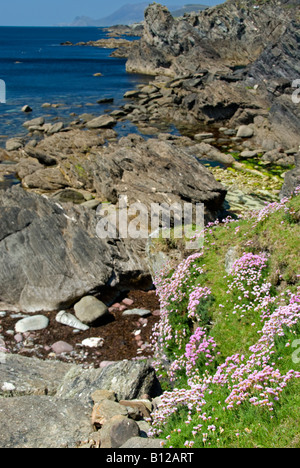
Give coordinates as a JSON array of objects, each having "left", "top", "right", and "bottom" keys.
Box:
[
  {"left": 55, "top": 360, "right": 162, "bottom": 406},
  {"left": 280, "top": 154, "right": 300, "bottom": 199},
  {"left": 0, "top": 186, "right": 149, "bottom": 312}
]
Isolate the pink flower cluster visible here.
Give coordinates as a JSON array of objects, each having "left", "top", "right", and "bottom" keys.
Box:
[
  {"left": 225, "top": 252, "right": 275, "bottom": 319},
  {"left": 149, "top": 188, "right": 300, "bottom": 446},
  {"left": 187, "top": 286, "right": 212, "bottom": 320}
]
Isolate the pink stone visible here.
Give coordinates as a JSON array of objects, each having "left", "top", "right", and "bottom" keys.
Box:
[
  {"left": 122, "top": 298, "right": 134, "bottom": 306},
  {"left": 137, "top": 341, "right": 143, "bottom": 347},
  {"left": 134, "top": 334, "right": 142, "bottom": 341},
  {"left": 51, "top": 341, "right": 73, "bottom": 354},
  {"left": 152, "top": 310, "right": 161, "bottom": 316},
  {"left": 112, "top": 303, "right": 121, "bottom": 309},
  {"left": 14, "top": 333, "right": 23, "bottom": 343},
  {"left": 118, "top": 305, "right": 126, "bottom": 312}
]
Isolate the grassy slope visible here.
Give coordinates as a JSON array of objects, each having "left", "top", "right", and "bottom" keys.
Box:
[{"left": 151, "top": 194, "right": 300, "bottom": 448}]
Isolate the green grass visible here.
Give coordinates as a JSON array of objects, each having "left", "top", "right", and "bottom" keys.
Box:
[{"left": 152, "top": 193, "right": 300, "bottom": 447}]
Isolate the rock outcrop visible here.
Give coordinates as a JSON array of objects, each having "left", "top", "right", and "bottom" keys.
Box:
[
  {"left": 126, "top": 1, "right": 300, "bottom": 147},
  {"left": 0, "top": 354, "right": 162, "bottom": 448},
  {"left": 0, "top": 186, "right": 149, "bottom": 312},
  {"left": 126, "top": 1, "right": 295, "bottom": 77}
]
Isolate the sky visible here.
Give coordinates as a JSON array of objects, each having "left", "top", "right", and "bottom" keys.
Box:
[{"left": 0, "top": 0, "right": 222, "bottom": 26}]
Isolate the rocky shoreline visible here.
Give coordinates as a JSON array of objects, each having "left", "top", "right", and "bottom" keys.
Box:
[
  {"left": 0, "top": 353, "right": 163, "bottom": 448},
  {"left": 1, "top": 0, "right": 300, "bottom": 449}
]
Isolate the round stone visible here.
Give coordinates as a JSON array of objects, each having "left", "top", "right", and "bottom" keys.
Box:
[{"left": 74, "top": 296, "right": 109, "bottom": 325}]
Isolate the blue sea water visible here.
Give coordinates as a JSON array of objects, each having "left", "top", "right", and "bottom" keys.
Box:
[{"left": 0, "top": 26, "right": 151, "bottom": 143}]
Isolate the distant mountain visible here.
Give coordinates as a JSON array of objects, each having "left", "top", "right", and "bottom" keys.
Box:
[
  {"left": 171, "top": 3, "right": 209, "bottom": 17},
  {"left": 66, "top": 3, "right": 210, "bottom": 27}
]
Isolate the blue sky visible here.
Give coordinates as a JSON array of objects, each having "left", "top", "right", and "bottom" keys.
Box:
[{"left": 0, "top": 0, "right": 222, "bottom": 26}]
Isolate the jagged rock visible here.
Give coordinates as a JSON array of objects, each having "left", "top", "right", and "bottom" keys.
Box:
[
  {"left": 56, "top": 310, "right": 89, "bottom": 331},
  {"left": 55, "top": 360, "right": 162, "bottom": 406},
  {"left": 125, "top": 1, "right": 300, "bottom": 145},
  {"left": 0, "top": 186, "right": 150, "bottom": 312},
  {"left": 85, "top": 115, "right": 116, "bottom": 129}
]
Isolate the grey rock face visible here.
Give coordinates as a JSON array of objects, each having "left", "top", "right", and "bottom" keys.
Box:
[
  {"left": 0, "top": 354, "right": 162, "bottom": 448},
  {"left": 0, "top": 396, "right": 93, "bottom": 448},
  {"left": 280, "top": 166, "right": 300, "bottom": 199},
  {"left": 0, "top": 186, "right": 151, "bottom": 312},
  {"left": 0, "top": 187, "right": 113, "bottom": 312},
  {"left": 55, "top": 360, "right": 162, "bottom": 406},
  {"left": 0, "top": 353, "right": 72, "bottom": 397}
]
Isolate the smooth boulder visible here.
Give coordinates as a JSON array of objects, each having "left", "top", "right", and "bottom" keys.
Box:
[{"left": 74, "top": 296, "right": 109, "bottom": 325}]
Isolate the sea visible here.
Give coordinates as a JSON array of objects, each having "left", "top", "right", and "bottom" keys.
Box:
[{"left": 0, "top": 26, "right": 153, "bottom": 144}]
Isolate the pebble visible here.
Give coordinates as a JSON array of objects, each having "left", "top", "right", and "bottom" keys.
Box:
[
  {"left": 236, "top": 125, "right": 254, "bottom": 138},
  {"left": 51, "top": 341, "right": 73, "bottom": 355},
  {"left": 123, "top": 309, "right": 151, "bottom": 317},
  {"left": 15, "top": 315, "right": 49, "bottom": 333},
  {"left": 1, "top": 382, "right": 16, "bottom": 392},
  {"left": 81, "top": 337, "right": 104, "bottom": 348},
  {"left": 0, "top": 311, "right": 7, "bottom": 318},
  {"left": 122, "top": 298, "right": 134, "bottom": 307},
  {"left": 22, "top": 105, "right": 32, "bottom": 113},
  {"left": 152, "top": 310, "right": 161, "bottom": 316},
  {"left": 14, "top": 334, "right": 23, "bottom": 343}
]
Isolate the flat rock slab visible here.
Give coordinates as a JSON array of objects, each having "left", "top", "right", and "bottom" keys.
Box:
[
  {"left": 0, "top": 353, "right": 72, "bottom": 397},
  {"left": 0, "top": 395, "right": 92, "bottom": 448}
]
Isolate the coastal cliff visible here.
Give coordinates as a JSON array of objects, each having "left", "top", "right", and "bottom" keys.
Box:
[{"left": 126, "top": 1, "right": 300, "bottom": 148}]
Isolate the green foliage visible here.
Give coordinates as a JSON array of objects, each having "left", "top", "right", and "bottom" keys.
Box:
[{"left": 152, "top": 192, "right": 300, "bottom": 447}]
